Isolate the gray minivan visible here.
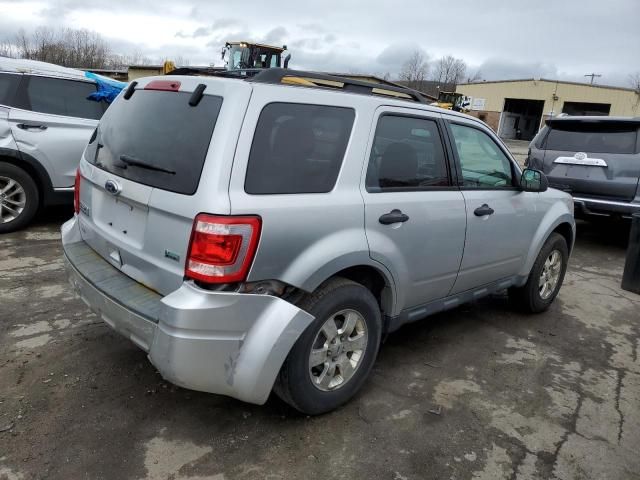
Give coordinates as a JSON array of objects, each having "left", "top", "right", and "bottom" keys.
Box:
[
  {"left": 63, "top": 70, "right": 575, "bottom": 414},
  {"left": 527, "top": 116, "right": 640, "bottom": 218}
]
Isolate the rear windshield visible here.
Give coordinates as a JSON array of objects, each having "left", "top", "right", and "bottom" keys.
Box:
[
  {"left": 86, "top": 89, "right": 222, "bottom": 195},
  {"left": 544, "top": 122, "right": 638, "bottom": 154}
]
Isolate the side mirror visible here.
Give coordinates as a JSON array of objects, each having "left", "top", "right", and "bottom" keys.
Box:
[{"left": 520, "top": 168, "right": 549, "bottom": 192}]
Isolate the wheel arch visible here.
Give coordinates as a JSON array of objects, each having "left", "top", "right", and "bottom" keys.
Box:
[
  {"left": 518, "top": 209, "right": 575, "bottom": 281},
  {"left": 0, "top": 148, "right": 53, "bottom": 206},
  {"left": 303, "top": 260, "right": 397, "bottom": 320},
  {"left": 552, "top": 221, "right": 575, "bottom": 255}
]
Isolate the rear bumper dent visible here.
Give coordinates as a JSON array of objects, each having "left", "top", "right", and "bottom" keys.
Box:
[{"left": 62, "top": 217, "right": 314, "bottom": 405}]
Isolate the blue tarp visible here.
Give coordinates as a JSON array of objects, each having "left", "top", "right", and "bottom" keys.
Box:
[{"left": 84, "top": 71, "right": 127, "bottom": 103}]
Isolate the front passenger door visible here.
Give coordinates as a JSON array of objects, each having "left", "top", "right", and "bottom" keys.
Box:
[{"left": 447, "top": 119, "right": 539, "bottom": 294}]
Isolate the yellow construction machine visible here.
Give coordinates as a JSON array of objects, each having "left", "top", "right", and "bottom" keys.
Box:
[
  {"left": 221, "top": 41, "right": 290, "bottom": 70},
  {"left": 163, "top": 41, "right": 290, "bottom": 75},
  {"left": 432, "top": 91, "right": 471, "bottom": 112}
]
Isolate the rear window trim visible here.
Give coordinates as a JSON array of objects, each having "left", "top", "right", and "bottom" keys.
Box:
[{"left": 244, "top": 101, "right": 356, "bottom": 195}]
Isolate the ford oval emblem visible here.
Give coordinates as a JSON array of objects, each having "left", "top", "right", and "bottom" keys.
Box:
[{"left": 105, "top": 180, "right": 121, "bottom": 196}]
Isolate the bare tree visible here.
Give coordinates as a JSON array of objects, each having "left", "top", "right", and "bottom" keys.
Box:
[
  {"left": 173, "top": 55, "right": 191, "bottom": 67},
  {"left": 630, "top": 72, "right": 640, "bottom": 93},
  {"left": 0, "top": 40, "right": 19, "bottom": 58},
  {"left": 465, "top": 70, "right": 482, "bottom": 83},
  {"left": 399, "top": 50, "right": 429, "bottom": 90},
  {"left": 432, "top": 55, "right": 467, "bottom": 90},
  {"left": 107, "top": 51, "right": 153, "bottom": 69},
  {"left": 12, "top": 27, "right": 111, "bottom": 68}
]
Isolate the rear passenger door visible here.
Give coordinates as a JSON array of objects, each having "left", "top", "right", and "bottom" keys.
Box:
[
  {"left": 228, "top": 85, "right": 372, "bottom": 291},
  {"left": 445, "top": 118, "right": 538, "bottom": 294},
  {"left": 363, "top": 107, "right": 467, "bottom": 311},
  {"left": 8, "top": 75, "right": 104, "bottom": 188}
]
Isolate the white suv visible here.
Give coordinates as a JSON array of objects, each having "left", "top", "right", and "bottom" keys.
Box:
[{"left": 0, "top": 57, "right": 109, "bottom": 232}]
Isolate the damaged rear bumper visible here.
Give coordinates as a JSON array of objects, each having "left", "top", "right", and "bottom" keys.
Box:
[{"left": 61, "top": 216, "right": 314, "bottom": 405}]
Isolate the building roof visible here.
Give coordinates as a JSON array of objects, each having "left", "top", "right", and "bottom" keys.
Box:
[
  {"left": 459, "top": 78, "right": 637, "bottom": 93},
  {"left": 128, "top": 64, "right": 166, "bottom": 70},
  {"left": 85, "top": 68, "right": 127, "bottom": 74}
]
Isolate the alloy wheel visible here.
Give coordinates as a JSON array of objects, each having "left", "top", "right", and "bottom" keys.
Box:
[
  {"left": 0, "top": 176, "right": 26, "bottom": 224},
  {"left": 308, "top": 309, "right": 368, "bottom": 391},
  {"left": 539, "top": 249, "right": 562, "bottom": 300}
]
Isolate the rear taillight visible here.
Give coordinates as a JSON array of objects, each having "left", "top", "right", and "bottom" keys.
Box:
[
  {"left": 74, "top": 168, "right": 81, "bottom": 214},
  {"left": 185, "top": 214, "right": 261, "bottom": 284}
]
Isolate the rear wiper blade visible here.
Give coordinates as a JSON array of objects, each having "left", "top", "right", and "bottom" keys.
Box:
[{"left": 119, "top": 154, "right": 176, "bottom": 175}]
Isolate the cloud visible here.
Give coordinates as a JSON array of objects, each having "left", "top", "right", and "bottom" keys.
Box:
[
  {"left": 261, "top": 26, "right": 287, "bottom": 46},
  {"left": 175, "top": 19, "right": 243, "bottom": 39},
  {"left": 0, "top": 0, "right": 637, "bottom": 86}
]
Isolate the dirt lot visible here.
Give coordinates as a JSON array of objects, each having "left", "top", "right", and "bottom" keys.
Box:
[{"left": 1, "top": 207, "right": 639, "bottom": 480}]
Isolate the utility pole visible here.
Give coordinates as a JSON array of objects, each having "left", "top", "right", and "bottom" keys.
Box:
[{"left": 584, "top": 73, "right": 602, "bottom": 84}]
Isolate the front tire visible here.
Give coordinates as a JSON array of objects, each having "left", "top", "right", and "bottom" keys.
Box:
[
  {"left": 274, "top": 277, "right": 382, "bottom": 415},
  {"left": 0, "top": 163, "right": 39, "bottom": 234},
  {"left": 509, "top": 232, "right": 568, "bottom": 313}
]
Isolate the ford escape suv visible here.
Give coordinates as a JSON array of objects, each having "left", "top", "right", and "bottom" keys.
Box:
[
  {"left": 527, "top": 116, "right": 640, "bottom": 219},
  {"left": 0, "top": 57, "right": 115, "bottom": 232},
  {"left": 62, "top": 69, "right": 575, "bottom": 415}
]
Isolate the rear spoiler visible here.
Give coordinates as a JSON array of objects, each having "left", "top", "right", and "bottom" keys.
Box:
[{"left": 546, "top": 116, "right": 640, "bottom": 127}]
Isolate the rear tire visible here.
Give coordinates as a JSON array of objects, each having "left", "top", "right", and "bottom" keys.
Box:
[
  {"left": 0, "top": 163, "right": 39, "bottom": 234},
  {"left": 509, "top": 232, "right": 568, "bottom": 313},
  {"left": 274, "top": 277, "right": 382, "bottom": 415}
]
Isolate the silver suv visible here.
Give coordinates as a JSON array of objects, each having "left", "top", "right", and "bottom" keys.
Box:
[
  {"left": 62, "top": 70, "right": 575, "bottom": 414},
  {"left": 0, "top": 58, "right": 108, "bottom": 232}
]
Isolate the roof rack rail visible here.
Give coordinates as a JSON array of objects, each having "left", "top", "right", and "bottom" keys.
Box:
[{"left": 247, "top": 68, "right": 430, "bottom": 104}]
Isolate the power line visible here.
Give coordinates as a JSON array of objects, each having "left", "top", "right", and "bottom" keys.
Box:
[{"left": 584, "top": 73, "right": 602, "bottom": 84}]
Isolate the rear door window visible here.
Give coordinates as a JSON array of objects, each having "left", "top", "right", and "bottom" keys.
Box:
[
  {"left": 244, "top": 103, "right": 355, "bottom": 194},
  {"left": 366, "top": 115, "right": 450, "bottom": 191},
  {"left": 86, "top": 90, "right": 223, "bottom": 195},
  {"left": 26, "top": 76, "right": 104, "bottom": 120},
  {"left": 544, "top": 123, "right": 638, "bottom": 154},
  {"left": 0, "top": 73, "right": 21, "bottom": 106}
]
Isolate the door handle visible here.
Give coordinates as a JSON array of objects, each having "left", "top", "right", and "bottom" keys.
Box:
[
  {"left": 379, "top": 209, "right": 410, "bottom": 225},
  {"left": 16, "top": 123, "right": 47, "bottom": 131},
  {"left": 474, "top": 204, "right": 495, "bottom": 216}
]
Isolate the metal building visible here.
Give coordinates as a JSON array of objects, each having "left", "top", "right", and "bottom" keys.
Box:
[{"left": 456, "top": 79, "right": 640, "bottom": 140}]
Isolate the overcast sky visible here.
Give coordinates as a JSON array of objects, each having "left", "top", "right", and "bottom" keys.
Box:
[{"left": 1, "top": 0, "right": 638, "bottom": 87}]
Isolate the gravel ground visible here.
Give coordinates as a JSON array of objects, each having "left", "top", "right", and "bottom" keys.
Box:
[{"left": 1, "top": 207, "right": 639, "bottom": 480}]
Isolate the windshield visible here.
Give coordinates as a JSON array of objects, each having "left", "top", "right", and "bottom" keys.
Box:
[
  {"left": 84, "top": 90, "right": 223, "bottom": 195},
  {"left": 228, "top": 45, "right": 250, "bottom": 69}
]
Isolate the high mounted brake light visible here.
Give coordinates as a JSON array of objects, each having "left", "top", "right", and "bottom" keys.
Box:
[
  {"left": 185, "top": 214, "right": 261, "bottom": 284},
  {"left": 145, "top": 80, "right": 181, "bottom": 92},
  {"left": 74, "top": 168, "right": 81, "bottom": 215}
]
